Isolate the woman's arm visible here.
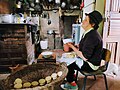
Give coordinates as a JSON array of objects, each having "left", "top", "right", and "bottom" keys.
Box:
[{"left": 67, "top": 43, "right": 88, "bottom": 61}]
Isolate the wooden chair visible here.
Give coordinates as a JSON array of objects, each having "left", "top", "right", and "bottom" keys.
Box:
[{"left": 75, "top": 48, "right": 111, "bottom": 90}]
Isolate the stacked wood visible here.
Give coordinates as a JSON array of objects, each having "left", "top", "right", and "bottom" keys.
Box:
[{"left": 0, "top": 24, "right": 35, "bottom": 72}]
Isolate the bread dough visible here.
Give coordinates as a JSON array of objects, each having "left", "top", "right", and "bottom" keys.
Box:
[
  {"left": 14, "top": 83, "right": 22, "bottom": 89},
  {"left": 39, "top": 79, "right": 46, "bottom": 86},
  {"left": 31, "top": 81, "right": 39, "bottom": 86},
  {"left": 23, "top": 82, "right": 31, "bottom": 88},
  {"left": 14, "top": 78, "right": 22, "bottom": 84},
  {"left": 57, "top": 71, "right": 63, "bottom": 77},
  {"left": 66, "top": 53, "right": 76, "bottom": 58},
  {"left": 51, "top": 73, "right": 57, "bottom": 80},
  {"left": 45, "top": 76, "right": 52, "bottom": 83}
]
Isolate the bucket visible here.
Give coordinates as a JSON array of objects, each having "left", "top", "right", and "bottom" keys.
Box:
[{"left": 40, "top": 40, "right": 48, "bottom": 49}]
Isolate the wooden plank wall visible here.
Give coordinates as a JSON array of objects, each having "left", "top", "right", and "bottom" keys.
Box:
[{"left": 103, "top": 0, "right": 120, "bottom": 65}]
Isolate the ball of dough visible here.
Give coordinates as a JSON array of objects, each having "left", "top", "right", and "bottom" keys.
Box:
[
  {"left": 14, "top": 78, "right": 22, "bottom": 84},
  {"left": 39, "top": 79, "right": 46, "bottom": 86},
  {"left": 51, "top": 73, "right": 57, "bottom": 80},
  {"left": 57, "top": 71, "right": 63, "bottom": 77},
  {"left": 14, "top": 83, "right": 22, "bottom": 89},
  {"left": 31, "top": 81, "right": 39, "bottom": 86},
  {"left": 23, "top": 82, "right": 31, "bottom": 88},
  {"left": 45, "top": 76, "right": 52, "bottom": 83}
]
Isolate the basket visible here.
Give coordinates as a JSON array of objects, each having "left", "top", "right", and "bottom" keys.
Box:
[{"left": 0, "top": 62, "right": 68, "bottom": 90}]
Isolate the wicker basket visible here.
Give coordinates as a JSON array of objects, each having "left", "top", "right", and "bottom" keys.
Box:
[{"left": 0, "top": 62, "right": 68, "bottom": 90}]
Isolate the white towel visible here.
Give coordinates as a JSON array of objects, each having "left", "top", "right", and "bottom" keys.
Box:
[
  {"left": 59, "top": 56, "right": 84, "bottom": 68},
  {"left": 75, "top": 58, "right": 84, "bottom": 68},
  {"left": 59, "top": 57, "right": 76, "bottom": 66}
]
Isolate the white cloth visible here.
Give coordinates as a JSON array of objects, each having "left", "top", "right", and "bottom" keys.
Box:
[
  {"left": 59, "top": 57, "right": 76, "bottom": 66},
  {"left": 86, "top": 61, "right": 99, "bottom": 70},
  {"left": 59, "top": 54, "right": 83, "bottom": 68},
  {"left": 75, "top": 58, "right": 84, "bottom": 68},
  {"left": 58, "top": 53, "right": 99, "bottom": 70}
]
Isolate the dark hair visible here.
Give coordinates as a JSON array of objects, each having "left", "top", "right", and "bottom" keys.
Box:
[{"left": 89, "top": 17, "right": 99, "bottom": 30}]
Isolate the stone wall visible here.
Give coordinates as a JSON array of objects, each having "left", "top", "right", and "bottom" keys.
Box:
[{"left": 40, "top": 11, "right": 60, "bottom": 38}]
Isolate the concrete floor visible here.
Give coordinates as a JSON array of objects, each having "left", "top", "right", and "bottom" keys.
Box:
[
  {"left": 54, "top": 75, "right": 120, "bottom": 90},
  {"left": 77, "top": 75, "right": 120, "bottom": 90},
  {"left": 0, "top": 73, "right": 120, "bottom": 90}
]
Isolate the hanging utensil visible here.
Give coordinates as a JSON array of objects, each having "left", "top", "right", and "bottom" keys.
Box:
[
  {"left": 55, "top": 0, "right": 60, "bottom": 4},
  {"left": 48, "top": 0, "right": 53, "bottom": 3},
  {"left": 47, "top": 13, "right": 51, "bottom": 25},
  {"left": 61, "top": 2, "right": 66, "bottom": 8}
]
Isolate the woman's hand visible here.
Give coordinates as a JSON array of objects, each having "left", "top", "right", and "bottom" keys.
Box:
[
  {"left": 75, "top": 44, "right": 79, "bottom": 48},
  {"left": 67, "top": 43, "right": 88, "bottom": 61},
  {"left": 67, "top": 42, "right": 73, "bottom": 48},
  {"left": 67, "top": 43, "right": 79, "bottom": 50}
]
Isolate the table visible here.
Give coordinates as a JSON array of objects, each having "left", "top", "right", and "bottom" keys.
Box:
[
  {"left": 37, "top": 49, "right": 65, "bottom": 63},
  {"left": 37, "top": 53, "right": 56, "bottom": 63}
]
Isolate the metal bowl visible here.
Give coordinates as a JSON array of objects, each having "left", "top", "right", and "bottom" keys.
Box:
[{"left": 41, "top": 51, "right": 53, "bottom": 58}]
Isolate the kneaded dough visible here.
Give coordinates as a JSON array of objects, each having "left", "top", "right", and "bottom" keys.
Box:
[
  {"left": 14, "top": 78, "right": 22, "bottom": 84},
  {"left": 39, "top": 79, "right": 46, "bottom": 86},
  {"left": 31, "top": 81, "right": 39, "bottom": 86},
  {"left": 51, "top": 73, "right": 57, "bottom": 80},
  {"left": 45, "top": 76, "right": 52, "bottom": 83},
  {"left": 66, "top": 53, "right": 75, "bottom": 58},
  {"left": 23, "top": 82, "right": 31, "bottom": 88},
  {"left": 14, "top": 83, "right": 22, "bottom": 89},
  {"left": 57, "top": 71, "right": 63, "bottom": 77}
]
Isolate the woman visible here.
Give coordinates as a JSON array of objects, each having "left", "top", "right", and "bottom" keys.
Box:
[{"left": 61, "top": 10, "right": 103, "bottom": 90}]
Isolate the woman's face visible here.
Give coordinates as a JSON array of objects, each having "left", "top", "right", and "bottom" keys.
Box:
[{"left": 81, "top": 16, "right": 93, "bottom": 30}]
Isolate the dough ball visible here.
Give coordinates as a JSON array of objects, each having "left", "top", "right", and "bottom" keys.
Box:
[
  {"left": 51, "top": 73, "right": 57, "bottom": 80},
  {"left": 14, "top": 83, "right": 22, "bottom": 89},
  {"left": 31, "top": 81, "right": 39, "bottom": 86},
  {"left": 57, "top": 71, "right": 63, "bottom": 77},
  {"left": 39, "top": 79, "right": 46, "bottom": 86},
  {"left": 23, "top": 82, "right": 31, "bottom": 88},
  {"left": 14, "top": 78, "right": 22, "bottom": 84},
  {"left": 45, "top": 76, "right": 52, "bottom": 83}
]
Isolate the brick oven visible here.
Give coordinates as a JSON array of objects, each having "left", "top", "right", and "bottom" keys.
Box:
[{"left": 0, "top": 24, "right": 37, "bottom": 73}]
